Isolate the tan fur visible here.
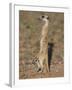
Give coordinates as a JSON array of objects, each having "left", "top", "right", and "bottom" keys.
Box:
[{"left": 33, "top": 15, "right": 49, "bottom": 72}]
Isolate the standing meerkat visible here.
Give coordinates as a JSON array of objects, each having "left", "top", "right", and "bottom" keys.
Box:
[{"left": 32, "top": 15, "right": 49, "bottom": 72}]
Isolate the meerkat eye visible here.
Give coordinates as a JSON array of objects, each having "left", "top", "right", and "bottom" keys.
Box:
[{"left": 42, "top": 15, "right": 44, "bottom": 18}]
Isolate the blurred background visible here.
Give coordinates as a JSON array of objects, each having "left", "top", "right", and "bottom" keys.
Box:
[{"left": 19, "top": 11, "right": 64, "bottom": 79}]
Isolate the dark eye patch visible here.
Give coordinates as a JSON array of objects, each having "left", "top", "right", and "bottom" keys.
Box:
[{"left": 42, "top": 16, "right": 44, "bottom": 18}]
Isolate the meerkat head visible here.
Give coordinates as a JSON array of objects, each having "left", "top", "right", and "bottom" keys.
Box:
[{"left": 40, "top": 15, "right": 49, "bottom": 22}]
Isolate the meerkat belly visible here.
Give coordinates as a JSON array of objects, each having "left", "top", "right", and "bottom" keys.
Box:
[
  {"left": 42, "top": 28, "right": 48, "bottom": 36},
  {"left": 39, "top": 53, "right": 46, "bottom": 65},
  {"left": 40, "top": 36, "right": 48, "bottom": 53}
]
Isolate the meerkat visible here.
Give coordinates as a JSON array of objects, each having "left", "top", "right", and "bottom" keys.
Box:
[{"left": 32, "top": 15, "right": 49, "bottom": 72}]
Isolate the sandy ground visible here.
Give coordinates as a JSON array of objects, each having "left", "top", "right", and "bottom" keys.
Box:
[{"left": 19, "top": 11, "right": 64, "bottom": 79}]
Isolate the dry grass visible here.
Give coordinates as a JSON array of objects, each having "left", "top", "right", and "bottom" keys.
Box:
[{"left": 19, "top": 11, "right": 64, "bottom": 79}]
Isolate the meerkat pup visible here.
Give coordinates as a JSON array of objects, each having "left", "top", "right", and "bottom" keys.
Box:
[{"left": 32, "top": 15, "right": 49, "bottom": 72}]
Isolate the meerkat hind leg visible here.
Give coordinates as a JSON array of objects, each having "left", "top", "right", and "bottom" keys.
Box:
[{"left": 45, "top": 55, "right": 49, "bottom": 72}]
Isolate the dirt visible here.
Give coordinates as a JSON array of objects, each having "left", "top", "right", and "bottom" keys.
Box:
[{"left": 19, "top": 11, "right": 64, "bottom": 79}]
